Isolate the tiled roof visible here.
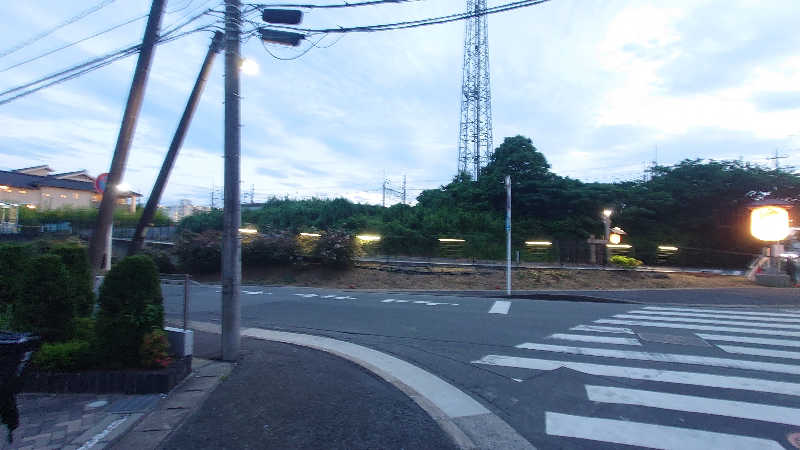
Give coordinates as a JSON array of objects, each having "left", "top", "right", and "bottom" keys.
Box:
[{"left": 0, "top": 169, "right": 96, "bottom": 192}]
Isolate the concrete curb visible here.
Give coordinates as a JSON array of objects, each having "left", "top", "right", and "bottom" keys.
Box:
[{"left": 189, "top": 321, "right": 534, "bottom": 450}]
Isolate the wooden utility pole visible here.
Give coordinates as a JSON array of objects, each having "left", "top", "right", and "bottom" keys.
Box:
[
  {"left": 222, "top": 0, "right": 242, "bottom": 361},
  {"left": 129, "top": 31, "right": 225, "bottom": 256},
  {"left": 89, "top": 0, "right": 166, "bottom": 271}
]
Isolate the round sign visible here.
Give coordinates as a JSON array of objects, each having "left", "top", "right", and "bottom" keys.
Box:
[{"left": 94, "top": 173, "right": 109, "bottom": 193}]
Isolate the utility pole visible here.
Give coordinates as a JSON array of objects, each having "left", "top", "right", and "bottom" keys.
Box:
[
  {"left": 401, "top": 175, "right": 407, "bottom": 205},
  {"left": 767, "top": 148, "right": 788, "bottom": 171},
  {"left": 210, "top": 184, "right": 216, "bottom": 208},
  {"left": 88, "top": 0, "right": 166, "bottom": 271},
  {"left": 250, "top": 184, "right": 255, "bottom": 204},
  {"left": 505, "top": 175, "right": 511, "bottom": 296},
  {"left": 382, "top": 178, "right": 386, "bottom": 207},
  {"left": 222, "top": 0, "right": 242, "bottom": 361},
  {"left": 129, "top": 31, "right": 224, "bottom": 256}
]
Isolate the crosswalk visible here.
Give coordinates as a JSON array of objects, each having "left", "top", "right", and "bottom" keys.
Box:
[{"left": 473, "top": 305, "right": 800, "bottom": 449}]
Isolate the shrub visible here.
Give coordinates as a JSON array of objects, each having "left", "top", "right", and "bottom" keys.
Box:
[
  {"left": 242, "top": 232, "right": 298, "bottom": 266},
  {"left": 32, "top": 340, "right": 94, "bottom": 372},
  {"left": 610, "top": 255, "right": 643, "bottom": 268},
  {"left": 95, "top": 255, "right": 164, "bottom": 368},
  {"left": 140, "top": 329, "right": 172, "bottom": 369},
  {"left": 12, "top": 254, "right": 76, "bottom": 341},
  {"left": 0, "top": 243, "right": 34, "bottom": 307},
  {"left": 142, "top": 247, "right": 178, "bottom": 274},
  {"left": 174, "top": 231, "right": 221, "bottom": 273},
  {"left": 73, "top": 316, "right": 96, "bottom": 342},
  {"left": 311, "top": 231, "right": 357, "bottom": 268},
  {"left": 49, "top": 243, "right": 94, "bottom": 316}
]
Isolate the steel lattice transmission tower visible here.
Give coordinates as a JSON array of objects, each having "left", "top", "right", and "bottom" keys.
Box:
[{"left": 457, "top": 0, "right": 493, "bottom": 180}]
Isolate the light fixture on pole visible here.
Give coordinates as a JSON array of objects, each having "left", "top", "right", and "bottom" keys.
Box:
[{"left": 749, "top": 199, "right": 792, "bottom": 273}]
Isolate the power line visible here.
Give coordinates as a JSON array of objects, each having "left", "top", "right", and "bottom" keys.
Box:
[
  {"left": 249, "top": 0, "right": 419, "bottom": 9},
  {"left": 0, "top": 0, "right": 119, "bottom": 59},
  {"left": 0, "top": 16, "right": 219, "bottom": 106},
  {"left": 0, "top": 14, "right": 148, "bottom": 73},
  {"left": 260, "top": 0, "right": 551, "bottom": 34}
]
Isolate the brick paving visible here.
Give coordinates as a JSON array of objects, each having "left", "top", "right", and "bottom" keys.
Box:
[{"left": 0, "top": 393, "right": 156, "bottom": 450}]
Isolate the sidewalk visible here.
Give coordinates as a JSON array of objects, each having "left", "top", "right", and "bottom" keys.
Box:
[{"left": 157, "top": 330, "right": 458, "bottom": 449}]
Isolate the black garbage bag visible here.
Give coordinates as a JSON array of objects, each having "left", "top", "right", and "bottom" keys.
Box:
[{"left": 0, "top": 332, "right": 40, "bottom": 443}]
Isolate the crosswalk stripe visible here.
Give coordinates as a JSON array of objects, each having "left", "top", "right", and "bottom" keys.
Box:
[
  {"left": 627, "top": 309, "right": 800, "bottom": 323},
  {"left": 585, "top": 384, "right": 800, "bottom": 426},
  {"left": 472, "top": 355, "right": 800, "bottom": 396},
  {"left": 548, "top": 333, "right": 641, "bottom": 346},
  {"left": 596, "top": 318, "right": 800, "bottom": 338},
  {"left": 614, "top": 314, "right": 800, "bottom": 330},
  {"left": 488, "top": 300, "right": 511, "bottom": 314},
  {"left": 696, "top": 333, "right": 800, "bottom": 348},
  {"left": 570, "top": 325, "right": 634, "bottom": 334},
  {"left": 545, "top": 412, "right": 783, "bottom": 449},
  {"left": 716, "top": 344, "right": 800, "bottom": 360},
  {"left": 644, "top": 306, "right": 800, "bottom": 319},
  {"left": 514, "top": 342, "right": 800, "bottom": 375}
]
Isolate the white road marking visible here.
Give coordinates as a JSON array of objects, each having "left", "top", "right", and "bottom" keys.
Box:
[
  {"left": 383, "top": 299, "right": 453, "bottom": 306},
  {"left": 627, "top": 309, "right": 800, "bottom": 323},
  {"left": 472, "top": 355, "right": 800, "bottom": 396},
  {"left": 696, "top": 333, "right": 800, "bottom": 348},
  {"left": 242, "top": 290, "right": 263, "bottom": 295},
  {"left": 322, "top": 295, "right": 336, "bottom": 298},
  {"left": 395, "top": 299, "right": 409, "bottom": 303},
  {"left": 413, "top": 300, "right": 428, "bottom": 304},
  {"left": 716, "top": 344, "right": 800, "bottom": 360},
  {"left": 548, "top": 333, "right": 641, "bottom": 346},
  {"left": 514, "top": 342, "right": 800, "bottom": 375},
  {"left": 545, "top": 412, "right": 783, "bottom": 450},
  {"left": 488, "top": 300, "right": 511, "bottom": 315},
  {"left": 293, "top": 293, "right": 319, "bottom": 298},
  {"left": 335, "top": 296, "right": 348, "bottom": 299},
  {"left": 77, "top": 416, "right": 129, "bottom": 450},
  {"left": 595, "top": 318, "right": 800, "bottom": 338},
  {"left": 570, "top": 325, "right": 634, "bottom": 334},
  {"left": 512, "top": 378, "right": 524, "bottom": 383},
  {"left": 614, "top": 314, "right": 800, "bottom": 330},
  {"left": 382, "top": 299, "right": 396, "bottom": 303},
  {"left": 586, "top": 384, "right": 800, "bottom": 426},
  {"left": 643, "top": 306, "right": 800, "bottom": 318}
]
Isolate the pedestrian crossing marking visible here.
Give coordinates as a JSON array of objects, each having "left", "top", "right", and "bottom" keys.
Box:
[
  {"left": 548, "top": 333, "right": 641, "bottom": 346},
  {"left": 472, "top": 354, "right": 800, "bottom": 396},
  {"left": 596, "top": 318, "right": 800, "bottom": 338},
  {"left": 643, "top": 306, "right": 800, "bottom": 318},
  {"left": 570, "top": 325, "right": 634, "bottom": 334},
  {"left": 696, "top": 333, "right": 800, "bottom": 348},
  {"left": 716, "top": 344, "right": 800, "bottom": 360},
  {"left": 627, "top": 309, "right": 800, "bottom": 323},
  {"left": 545, "top": 412, "right": 783, "bottom": 450},
  {"left": 614, "top": 313, "right": 800, "bottom": 330},
  {"left": 515, "top": 342, "right": 800, "bottom": 375},
  {"left": 585, "top": 384, "right": 800, "bottom": 426}
]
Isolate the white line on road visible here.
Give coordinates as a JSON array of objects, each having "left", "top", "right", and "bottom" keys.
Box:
[
  {"left": 545, "top": 412, "right": 783, "bottom": 450},
  {"left": 548, "top": 333, "right": 641, "bottom": 346},
  {"left": 322, "top": 295, "right": 336, "bottom": 298},
  {"left": 595, "top": 318, "right": 800, "bottom": 338},
  {"left": 716, "top": 344, "right": 800, "bottom": 360},
  {"left": 472, "top": 355, "right": 800, "bottom": 396},
  {"left": 696, "top": 333, "right": 800, "bottom": 348},
  {"left": 570, "top": 325, "right": 634, "bottom": 334},
  {"left": 488, "top": 300, "right": 511, "bottom": 315},
  {"left": 382, "top": 299, "right": 396, "bottom": 303},
  {"left": 514, "top": 342, "right": 800, "bottom": 375},
  {"left": 586, "top": 384, "right": 800, "bottom": 426},
  {"left": 614, "top": 314, "right": 800, "bottom": 330},
  {"left": 627, "top": 309, "right": 800, "bottom": 323},
  {"left": 643, "top": 306, "right": 800, "bottom": 318}
]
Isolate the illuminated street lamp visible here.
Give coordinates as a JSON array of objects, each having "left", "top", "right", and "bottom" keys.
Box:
[{"left": 749, "top": 199, "right": 793, "bottom": 273}]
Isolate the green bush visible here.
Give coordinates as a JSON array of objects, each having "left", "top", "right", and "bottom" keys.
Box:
[
  {"left": 0, "top": 243, "right": 34, "bottom": 307},
  {"left": 174, "top": 231, "right": 221, "bottom": 273},
  {"left": 242, "top": 232, "right": 298, "bottom": 266},
  {"left": 142, "top": 247, "right": 178, "bottom": 274},
  {"left": 12, "top": 254, "right": 76, "bottom": 341},
  {"left": 32, "top": 340, "right": 94, "bottom": 372},
  {"left": 610, "top": 255, "right": 643, "bottom": 268},
  {"left": 73, "top": 316, "right": 96, "bottom": 342},
  {"left": 95, "top": 254, "right": 164, "bottom": 368},
  {"left": 311, "top": 231, "right": 357, "bottom": 268},
  {"left": 49, "top": 243, "right": 94, "bottom": 316}
]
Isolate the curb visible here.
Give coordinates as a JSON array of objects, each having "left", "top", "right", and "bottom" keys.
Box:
[{"left": 189, "top": 321, "right": 534, "bottom": 450}]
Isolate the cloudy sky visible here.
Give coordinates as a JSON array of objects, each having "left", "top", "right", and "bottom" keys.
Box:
[{"left": 1, "top": 0, "right": 798, "bottom": 207}]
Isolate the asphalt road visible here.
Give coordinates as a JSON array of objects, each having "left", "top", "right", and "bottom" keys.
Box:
[{"left": 164, "top": 283, "right": 800, "bottom": 449}]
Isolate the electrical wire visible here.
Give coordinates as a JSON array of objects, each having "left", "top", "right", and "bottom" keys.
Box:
[
  {"left": 249, "top": 0, "right": 419, "bottom": 9},
  {"left": 265, "top": 0, "right": 551, "bottom": 34},
  {"left": 259, "top": 33, "right": 329, "bottom": 60},
  {"left": 0, "top": 14, "right": 148, "bottom": 73},
  {"left": 0, "top": 0, "right": 119, "bottom": 59}
]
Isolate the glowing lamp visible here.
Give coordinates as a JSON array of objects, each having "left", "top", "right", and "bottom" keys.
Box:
[
  {"left": 750, "top": 205, "right": 790, "bottom": 241},
  {"left": 609, "top": 233, "right": 621, "bottom": 245},
  {"left": 356, "top": 234, "right": 381, "bottom": 242},
  {"left": 299, "top": 232, "right": 321, "bottom": 237}
]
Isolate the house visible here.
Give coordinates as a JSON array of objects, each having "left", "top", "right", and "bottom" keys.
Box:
[{"left": 0, "top": 165, "right": 141, "bottom": 212}]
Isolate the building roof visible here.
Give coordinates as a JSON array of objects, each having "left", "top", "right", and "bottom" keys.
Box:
[
  {"left": 0, "top": 169, "right": 96, "bottom": 192},
  {"left": 50, "top": 170, "right": 93, "bottom": 181},
  {"left": 14, "top": 165, "right": 52, "bottom": 174}
]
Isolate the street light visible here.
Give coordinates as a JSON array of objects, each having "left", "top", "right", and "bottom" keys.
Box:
[
  {"left": 239, "top": 58, "right": 259, "bottom": 75},
  {"left": 751, "top": 205, "right": 791, "bottom": 242},
  {"left": 356, "top": 234, "right": 381, "bottom": 242}
]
